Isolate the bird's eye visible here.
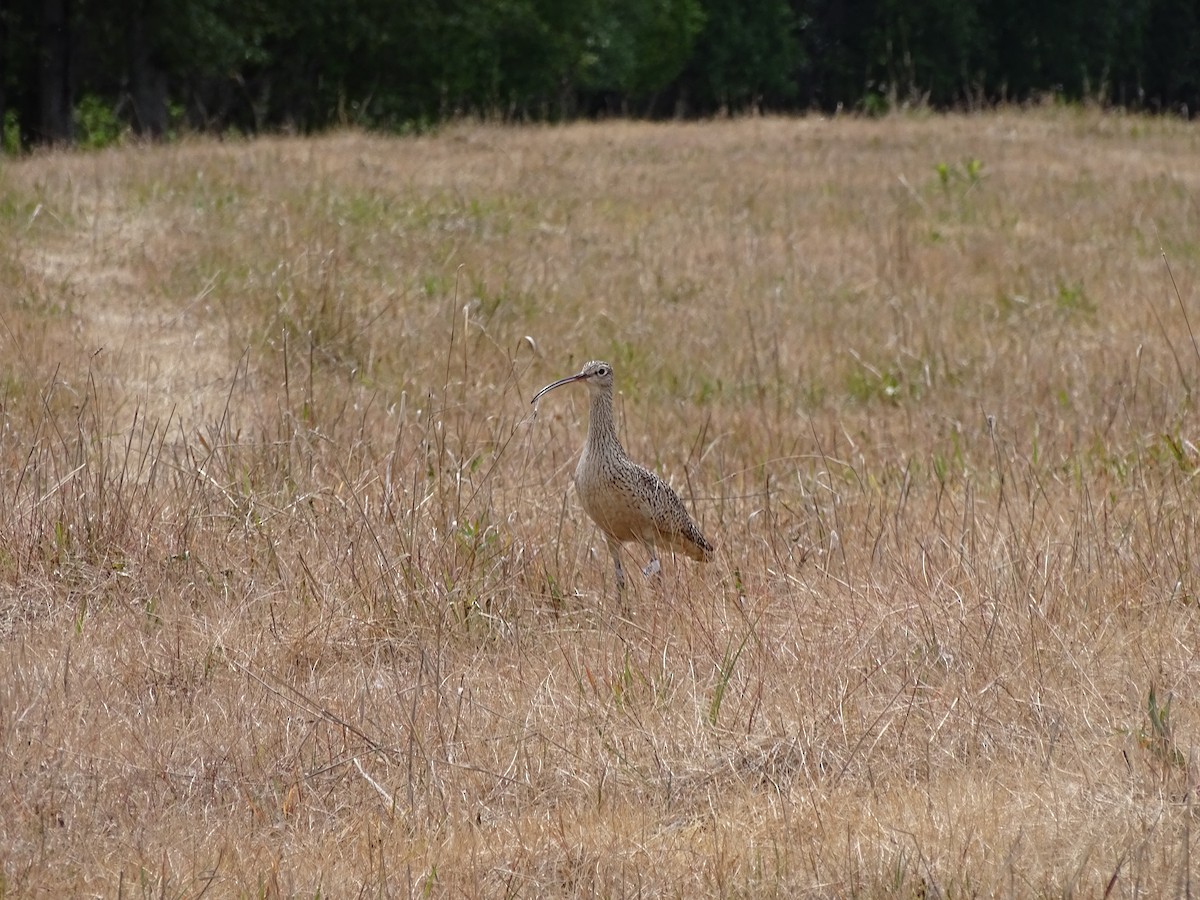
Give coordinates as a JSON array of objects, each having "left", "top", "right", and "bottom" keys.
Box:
[{"left": 596, "top": 366, "right": 609, "bottom": 376}]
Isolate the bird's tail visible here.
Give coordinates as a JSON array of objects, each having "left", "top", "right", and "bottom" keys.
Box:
[{"left": 683, "top": 529, "right": 714, "bottom": 562}]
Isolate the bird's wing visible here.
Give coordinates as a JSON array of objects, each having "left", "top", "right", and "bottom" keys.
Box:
[
  {"left": 629, "top": 464, "right": 713, "bottom": 559},
  {"left": 628, "top": 464, "right": 690, "bottom": 531}
]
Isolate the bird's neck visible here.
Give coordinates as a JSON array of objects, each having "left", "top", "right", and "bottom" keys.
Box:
[{"left": 586, "top": 390, "right": 625, "bottom": 455}]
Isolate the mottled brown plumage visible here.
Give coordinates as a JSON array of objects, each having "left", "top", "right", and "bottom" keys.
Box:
[{"left": 532, "top": 360, "right": 714, "bottom": 592}]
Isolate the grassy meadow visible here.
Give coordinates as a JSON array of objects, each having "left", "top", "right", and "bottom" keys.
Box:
[{"left": 3, "top": 109, "right": 1200, "bottom": 896}]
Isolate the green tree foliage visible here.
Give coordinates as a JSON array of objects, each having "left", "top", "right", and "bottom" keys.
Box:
[
  {"left": 868, "top": 0, "right": 983, "bottom": 105},
  {"left": 1144, "top": 0, "right": 1200, "bottom": 112},
  {"left": 683, "top": 0, "right": 800, "bottom": 110},
  {"left": 2, "top": 0, "right": 1200, "bottom": 148},
  {"left": 579, "top": 0, "right": 706, "bottom": 107}
]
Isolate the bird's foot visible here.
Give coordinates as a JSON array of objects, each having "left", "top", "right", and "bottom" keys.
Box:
[{"left": 642, "top": 558, "right": 661, "bottom": 578}]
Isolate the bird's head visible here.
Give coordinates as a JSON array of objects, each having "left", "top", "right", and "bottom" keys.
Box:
[{"left": 531, "top": 360, "right": 614, "bottom": 405}]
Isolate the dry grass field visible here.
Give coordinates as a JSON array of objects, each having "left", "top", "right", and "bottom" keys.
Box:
[{"left": 3, "top": 109, "right": 1200, "bottom": 896}]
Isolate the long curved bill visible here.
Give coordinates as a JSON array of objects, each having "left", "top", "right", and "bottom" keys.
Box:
[{"left": 531, "top": 372, "right": 586, "bottom": 405}]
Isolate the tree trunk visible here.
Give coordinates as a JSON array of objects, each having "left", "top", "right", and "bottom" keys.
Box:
[
  {"left": 0, "top": 0, "right": 8, "bottom": 149},
  {"left": 128, "top": 3, "right": 167, "bottom": 137},
  {"left": 38, "top": 0, "right": 73, "bottom": 144}
]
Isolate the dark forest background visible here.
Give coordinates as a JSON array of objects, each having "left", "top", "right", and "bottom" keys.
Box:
[{"left": 4, "top": 0, "right": 1200, "bottom": 149}]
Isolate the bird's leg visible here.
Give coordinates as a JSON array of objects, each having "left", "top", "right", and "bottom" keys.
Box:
[
  {"left": 642, "top": 552, "right": 661, "bottom": 579},
  {"left": 606, "top": 537, "right": 626, "bottom": 595}
]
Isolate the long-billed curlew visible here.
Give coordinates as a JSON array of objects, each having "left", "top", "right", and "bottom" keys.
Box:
[{"left": 531, "top": 360, "right": 714, "bottom": 593}]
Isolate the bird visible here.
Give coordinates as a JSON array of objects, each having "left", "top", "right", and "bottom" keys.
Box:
[{"left": 531, "top": 359, "right": 714, "bottom": 593}]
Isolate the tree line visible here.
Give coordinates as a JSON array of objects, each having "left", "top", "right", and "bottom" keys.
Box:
[{"left": 4, "top": 0, "right": 1199, "bottom": 148}]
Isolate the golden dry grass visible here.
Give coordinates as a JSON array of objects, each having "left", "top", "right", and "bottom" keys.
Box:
[{"left": 3, "top": 109, "right": 1200, "bottom": 896}]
